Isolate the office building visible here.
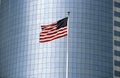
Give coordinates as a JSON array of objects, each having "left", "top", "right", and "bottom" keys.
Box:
[
  {"left": 114, "top": 0, "right": 120, "bottom": 78},
  {"left": 0, "top": 0, "right": 113, "bottom": 78}
]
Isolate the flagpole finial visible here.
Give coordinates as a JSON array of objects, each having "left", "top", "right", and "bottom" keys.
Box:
[{"left": 67, "top": 12, "right": 70, "bottom": 16}]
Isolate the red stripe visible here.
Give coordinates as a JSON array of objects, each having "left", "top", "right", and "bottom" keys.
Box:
[
  {"left": 40, "top": 22, "right": 68, "bottom": 42},
  {"left": 40, "top": 27, "right": 67, "bottom": 36},
  {"left": 47, "top": 27, "right": 67, "bottom": 35},
  {"left": 40, "top": 28, "right": 67, "bottom": 38},
  {"left": 42, "top": 25, "right": 57, "bottom": 31},
  {"left": 41, "top": 23, "right": 57, "bottom": 29},
  {"left": 43, "top": 27, "right": 57, "bottom": 31},
  {"left": 40, "top": 31, "right": 67, "bottom": 41},
  {"left": 40, "top": 31, "right": 48, "bottom": 35},
  {"left": 40, "top": 31, "right": 67, "bottom": 39},
  {"left": 40, "top": 27, "right": 67, "bottom": 37},
  {"left": 40, "top": 34, "right": 67, "bottom": 42}
]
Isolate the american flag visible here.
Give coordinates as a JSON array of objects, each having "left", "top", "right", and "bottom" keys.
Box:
[{"left": 40, "top": 17, "right": 68, "bottom": 43}]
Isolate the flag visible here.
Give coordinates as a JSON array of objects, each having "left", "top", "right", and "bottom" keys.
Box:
[{"left": 40, "top": 17, "right": 68, "bottom": 43}]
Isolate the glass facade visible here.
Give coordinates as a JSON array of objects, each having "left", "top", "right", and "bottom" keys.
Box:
[
  {"left": 114, "top": 0, "right": 120, "bottom": 78},
  {"left": 0, "top": 0, "right": 113, "bottom": 78}
]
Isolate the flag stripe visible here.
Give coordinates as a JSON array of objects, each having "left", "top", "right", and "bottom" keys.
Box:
[
  {"left": 40, "top": 33, "right": 67, "bottom": 42},
  {"left": 46, "top": 27, "right": 67, "bottom": 35},
  {"left": 40, "top": 31, "right": 67, "bottom": 38},
  {"left": 42, "top": 25, "right": 57, "bottom": 31},
  {"left": 40, "top": 27, "right": 67, "bottom": 42},
  {"left": 41, "top": 23, "right": 57, "bottom": 29},
  {"left": 40, "top": 17, "right": 68, "bottom": 43},
  {"left": 40, "top": 29, "right": 67, "bottom": 39},
  {"left": 40, "top": 32, "right": 67, "bottom": 41},
  {"left": 43, "top": 27, "right": 57, "bottom": 31},
  {"left": 40, "top": 27, "right": 67, "bottom": 36}
]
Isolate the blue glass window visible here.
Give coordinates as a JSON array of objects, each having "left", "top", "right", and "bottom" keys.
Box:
[
  {"left": 115, "top": 60, "right": 120, "bottom": 66},
  {"left": 115, "top": 71, "right": 120, "bottom": 76},
  {"left": 114, "top": 50, "right": 120, "bottom": 56},
  {"left": 114, "top": 21, "right": 120, "bottom": 27},
  {"left": 114, "top": 40, "right": 120, "bottom": 46},
  {"left": 114, "top": 11, "right": 120, "bottom": 17},
  {"left": 0, "top": 0, "right": 113, "bottom": 78},
  {"left": 115, "top": 2, "right": 120, "bottom": 8},
  {"left": 114, "top": 31, "right": 120, "bottom": 36}
]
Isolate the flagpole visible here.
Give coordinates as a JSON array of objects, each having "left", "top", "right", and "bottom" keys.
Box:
[{"left": 66, "top": 12, "right": 70, "bottom": 78}]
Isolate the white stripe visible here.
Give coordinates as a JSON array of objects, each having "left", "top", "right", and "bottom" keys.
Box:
[
  {"left": 114, "top": 66, "right": 120, "bottom": 72},
  {"left": 114, "top": 7, "right": 120, "bottom": 12},
  {"left": 42, "top": 26, "right": 67, "bottom": 32},
  {"left": 113, "top": 1, "right": 115, "bottom": 78},
  {"left": 115, "top": 0, "right": 120, "bottom": 3},
  {"left": 114, "top": 36, "right": 120, "bottom": 41},
  {"left": 41, "top": 27, "right": 57, "bottom": 33},
  {"left": 42, "top": 25, "right": 57, "bottom": 29},
  {"left": 40, "top": 32, "right": 67, "bottom": 42},
  {"left": 114, "top": 76, "right": 120, "bottom": 78},
  {"left": 40, "top": 30, "right": 67, "bottom": 39},
  {"left": 114, "top": 56, "right": 120, "bottom": 61},
  {"left": 40, "top": 29, "right": 67, "bottom": 38},
  {"left": 114, "top": 17, "right": 120, "bottom": 22},
  {"left": 114, "top": 26, "right": 120, "bottom": 31},
  {"left": 42, "top": 27, "right": 56, "bottom": 31},
  {"left": 41, "top": 27, "right": 67, "bottom": 35},
  {"left": 41, "top": 27, "right": 57, "bottom": 34},
  {"left": 114, "top": 45, "right": 120, "bottom": 51}
]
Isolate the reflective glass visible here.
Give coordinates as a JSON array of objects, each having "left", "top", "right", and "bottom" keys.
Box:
[{"left": 0, "top": 0, "right": 113, "bottom": 78}]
